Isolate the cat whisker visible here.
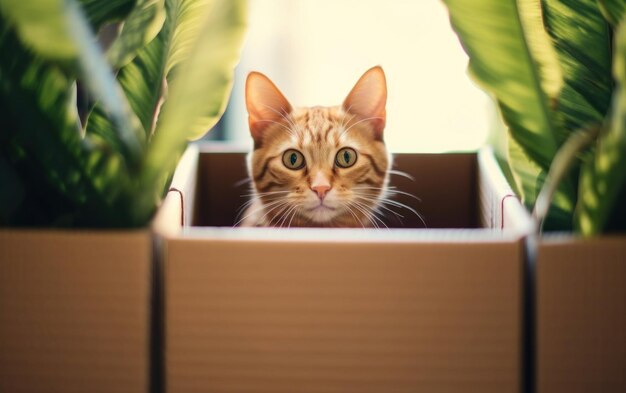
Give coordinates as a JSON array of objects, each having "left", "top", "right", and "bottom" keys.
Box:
[
  {"left": 236, "top": 197, "right": 265, "bottom": 214},
  {"left": 284, "top": 203, "right": 303, "bottom": 228},
  {"left": 234, "top": 198, "right": 289, "bottom": 226},
  {"left": 235, "top": 199, "right": 258, "bottom": 213},
  {"left": 237, "top": 192, "right": 292, "bottom": 215},
  {"left": 359, "top": 195, "right": 427, "bottom": 228},
  {"left": 339, "top": 112, "right": 356, "bottom": 131},
  {"left": 342, "top": 202, "right": 366, "bottom": 228},
  {"left": 367, "top": 207, "right": 392, "bottom": 229},
  {"left": 385, "top": 191, "right": 421, "bottom": 201},
  {"left": 234, "top": 177, "right": 252, "bottom": 187},
  {"left": 344, "top": 201, "right": 369, "bottom": 226},
  {"left": 343, "top": 103, "right": 355, "bottom": 116},
  {"left": 271, "top": 202, "right": 299, "bottom": 228},
  {"left": 278, "top": 204, "right": 299, "bottom": 228},
  {"left": 350, "top": 200, "right": 388, "bottom": 229},
  {"left": 340, "top": 116, "right": 384, "bottom": 138},
  {"left": 363, "top": 205, "right": 390, "bottom": 229},
  {"left": 262, "top": 202, "right": 292, "bottom": 227},
  {"left": 388, "top": 169, "right": 415, "bottom": 181},
  {"left": 278, "top": 107, "right": 299, "bottom": 130},
  {"left": 357, "top": 194, "right": 417, "bottom": 215},
  {"left": 353, "top": 185, "right": 396, "bottom": 190},
  {"left": 261, "top": 104, "right": 306, "bottom": 138},
  {"left": 254, "top": 119, "right": 296, "bottom": 137},
  {"left": 353, "top": 187, "right": 422, "bottom": 201},
  {"left": 354, "top": 196, "right": 404, "bottom": 219},
  {"left": 350, "top": 203, "right": 377, "bottom": 228},
  {"left": 236, "top": 194, "right": 287, "bottom": 213},
  {"left": 240, "top": 190, "right": 291, "bottom": 198},
  {"left": 287, "top": 206, "right": 301, "bottom": 228},
  {"left": 261, "top": 104, "right": 297, "bottom": 128}
]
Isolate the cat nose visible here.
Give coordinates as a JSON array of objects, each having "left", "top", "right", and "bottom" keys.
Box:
[
  {"left": 311, "top": 172, "right": 332, "bottom": 200},
  {"left": 312, "top": 184, "right": 331, "bottom": 200}
]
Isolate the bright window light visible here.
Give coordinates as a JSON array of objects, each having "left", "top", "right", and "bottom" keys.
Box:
[{"left": 223, "top": 0, "right": 490, "bottom": 153}]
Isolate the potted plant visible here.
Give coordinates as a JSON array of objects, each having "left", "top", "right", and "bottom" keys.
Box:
[
  {"left": 442, "top": 0, "right": 626, "bottom": 391},
  {"left": 0, "top": 0, "right": 246, "bottom": 391}
]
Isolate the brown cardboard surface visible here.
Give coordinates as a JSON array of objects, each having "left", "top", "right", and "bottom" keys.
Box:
[
  {"left": 160, "top": 144, "right": 528, "bottom": 393},
  {"left": 0, "top": 229, "right": 151, "bottom": 393},
  {"left": 536, "top": 235, "right": 626, "bottom": 393},
  {"left": 166, "top": 237, "right": 521, "bottom": 393}
]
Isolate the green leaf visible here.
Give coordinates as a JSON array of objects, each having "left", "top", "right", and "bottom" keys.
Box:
[
  {"left": 507, "top": 131, "right": 573, "bottom": 229},
  {"left": 518, "top": 0, "right": 564, "bottom": 101},
  {"left": 85, "top": 29, "right": 165, "bottom": 141},
  {"left": 155, "top": 0, "right": 247, "bottom": 140},
  {"left": 443, "top": 0, "right": 577, "bottom": 228},
  {"left": 116, "top": 38, "right": 165, "bottom": 134},
  {"left": 0, "top": 152, "right": 25, "bottom": 224},
  {"left": 0, "top": 0, "right": 135, "bottom": 60},
  {"left": 0, "top": 0, "right": 78, "bottom": 59},
  {"left": 68, "top": 0, "right": 145, "bottom": 166},
  {"left": 543, "top": 0, "right": 612, "bottom": 145},
  {"left": 444, "top": 0, "right": 560, "bottom": 169},
  {"left": 106, "top": 0, "right": 166, "bottom": 68},
  {"left": 575, "top": 19, "right": 626, "bottom": 235},
  {"left": 78, "top": 0, "right": 136, "bottom": 30},
  {"left": 597, "top": 0, "right": 626, "bottom": 26},
  {"left": 87, "top": 0, "right": 222, "bottom": 140},
  {"left": 0, "top": 18, "right": 130, "bottom": 226},
  {"left": 87, "top": 0, "right": 247, "bottom": 225},
  {"left": 1, "top": 0, "right": 247, "bottom": 228},
  {"left": 133, "top": 0, "right": 247, "bottom": 224}
]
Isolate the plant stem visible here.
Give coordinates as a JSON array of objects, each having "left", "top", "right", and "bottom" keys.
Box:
[{"left": 532, "top": 125, "right": 600, "bottom": 233}]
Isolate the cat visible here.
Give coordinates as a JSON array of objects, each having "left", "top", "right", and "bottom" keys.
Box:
[{"left": 239, "top": 66, "right": 395, "bottom": 228}]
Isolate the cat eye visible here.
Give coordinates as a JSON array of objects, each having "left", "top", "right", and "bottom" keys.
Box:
[
  {"left": 282, "top": 149, "right": 306, "bottom": 170},
  {"left": 335, "top": 147, "right": 357, "bottom": 168}
]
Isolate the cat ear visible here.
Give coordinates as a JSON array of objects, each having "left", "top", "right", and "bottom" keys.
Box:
[
  {"left": 246, "top": 72, "right": 293, "bottom": 145},
  {"left": 342, "top": 66, "right": 387, "bottom": 140}
]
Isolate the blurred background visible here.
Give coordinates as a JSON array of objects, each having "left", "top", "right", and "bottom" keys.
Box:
[{"left": 211, "top": 0, "right": 492, "bottom": 153}]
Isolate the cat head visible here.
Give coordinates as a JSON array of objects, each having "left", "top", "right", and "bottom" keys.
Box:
[{"left": 244, "top": 66, "right": 390, "bottom": 227}]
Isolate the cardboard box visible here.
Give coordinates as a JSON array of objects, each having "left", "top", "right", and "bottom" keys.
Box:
[
  {"left": 535, "top": 235, "right": 626, "bottom": 393},
  {"left": 158, "top": 143, "right": 531, "bottom": 393},
  {"left": 467, "top": 153, "right": 626, "bottom": 393},
  {"left": 0, "top": 229, "right": 154, "bottom": 393}
]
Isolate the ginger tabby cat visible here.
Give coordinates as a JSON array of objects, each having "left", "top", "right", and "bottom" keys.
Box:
[{"left": 239, "top": 66, "right": 396, "bottom": 228}]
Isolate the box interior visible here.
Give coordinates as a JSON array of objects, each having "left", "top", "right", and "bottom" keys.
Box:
[{"left": 192, "top": 151, "right": 479, "bottom": 229}]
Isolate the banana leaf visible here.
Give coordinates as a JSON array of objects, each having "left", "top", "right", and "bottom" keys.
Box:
[
  {"left": 598, "top": 0, "right": 626, "bottom": 26},
  {"left": 575, "top": 20, "right": 626, "bottom": 235},
  {"left": 0, "top": 0, "right": 153, "bottom": 226},
  {"left": 0, "top": 18, "right": 130, "bottom": 226},
  {"left": 83, "top": 0, "right": 247, "bottom": 225},
  {"left": 0, "top": 0, "right": 136, "bottom": 61},
  {"left": 0, "top": 0, "right": 247, "bottom": 227},
  {"left": 106, "top": 0, "right": 166, "bottom": 69},
  {"left": 79, "top": 0, "right": 136, "bottom": 30},
  {"left": 132, "top": 0, "right": 247, "bottom": 224},
  {"left": 442, "top": 0, "right": 577, "bottom": 229},
  {"left": 86, "top": 0, "right": 236, "bottom": 143},
  {"left": 68, "top": 0, "right": 145, "bottom": 165},
  {"left": 0, "top": 0, "right": 146, "bottom": 165},
  {"left": 543, "top": 0, "right": 612, "bottom": 146}
]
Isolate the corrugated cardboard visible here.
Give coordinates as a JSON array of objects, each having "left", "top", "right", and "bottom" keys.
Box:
[
  {"left": 467, "top": 153, "right": 626, "bottom": 393},
  {"left": 0, "top": 229, "right": 152, "bottom": 393},
  {"left": 536, "top": 235, "right": 626, "bottom": 393},
  {"left": 158, "top": 144, "right": 531, "bottom": 393}
]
